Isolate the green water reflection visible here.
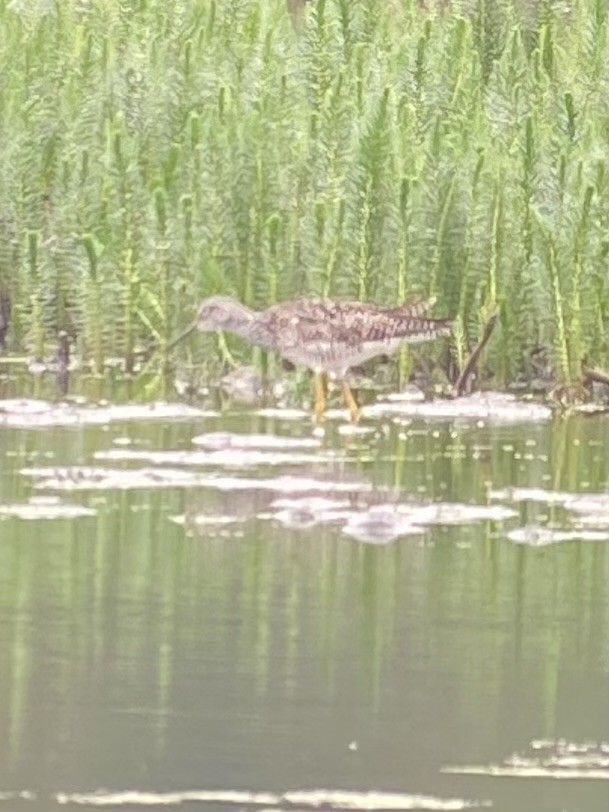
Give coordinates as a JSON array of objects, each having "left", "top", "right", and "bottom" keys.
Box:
[{"left": 0, "top": 401, "right": 607, "bottom": 812}]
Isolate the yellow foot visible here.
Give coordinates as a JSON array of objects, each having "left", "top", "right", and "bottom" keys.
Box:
[
  {"left": 348, "top": 405, "right": 362, "bottom": 423},
  {"left": 341, "top": 380, "right": 361, "bottom": 423}
]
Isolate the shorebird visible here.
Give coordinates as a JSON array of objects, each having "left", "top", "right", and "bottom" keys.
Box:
[{"left": 167, "top": 296, "right": 452, "bottom": 421}]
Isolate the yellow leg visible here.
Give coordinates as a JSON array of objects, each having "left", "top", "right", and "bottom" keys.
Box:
[
  {"left": 216, "top": 332, "right": 237, "bottom": 368},
  {"left": 341, "top": 379, "right": 361, "bottom": 422},
  {"left": 313, "top": 372, "right": 328, "bottom": 422}
]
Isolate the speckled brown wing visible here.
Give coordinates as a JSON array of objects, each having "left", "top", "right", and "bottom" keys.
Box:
[
  {"left": 350, "top": 306, "right": 453, "bottom": 345},
  {"left": 292, "top": 299, "right": 449, "bottom": 346},
  {"left": 247, "top": 298, "right": 451, "bottom": 360},
  {"left": 250, "top": 299, "right": 344, "bottom": 351}
]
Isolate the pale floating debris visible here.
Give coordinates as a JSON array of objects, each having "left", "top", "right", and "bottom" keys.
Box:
[
  {"left": 342, "top": 523, "right": 423, "bottom": 544},
  {"left": 0, "top": 398, "right": 51, "bottom": 414},
  {"left": 111, "top": 436, "right": 133, "bottom": 446},
  {"left": 568, "top": 402, "right": 609, "bottom": 415},
  {"left": 55, "top": 790, "right": 278, "bottom": 807},
  {"left": 282, "top": 789, "right": 489, "bottom": 810},
  {"left": 54, "top": 787, "right": 490, "bottom": 809},
  {"left": 343, "top": 509, "right": 425, "bottom": 544},
  {"left": 271, "top": 507, "right": 361, "bottom": 530},
  {"left": 0, "top": 495, "right": 96, "bottom": 521},
  {"left": 191, "top": 514, "right": 244, "bottom": 527},
  {"left": 22, "top": 466, "right": 374, "bottom": 495},
  {"left": 274, "top": 508, "right": 354, "bottom": 530},
  {"left": 255, "top": 407, "right": 310, "bottom": 420},
  {"left": 442, "top": 765, "right": 609, "bottom": 779},
  {"left": 443, "top": 738, "right": 609, "bottom": 781},
  {"left": 168, "top": 514, "right": 186, "bottom": 526},
  {"left": 22, "top": 466, "right": 202, "bottom": 491},
  {"left": 273, "top": 508, "right": 320, "bottom": 529},
  {"left": 0, "top": 790, "right": 37, "bottom": 801},
  {"left": 531, "top": 738, "right": 609, "bottom": 757},
  {"left": 213, "top": 476, "right": 375, "bottom": 495},
  {"left": 269, "top": 498, "right": 517, "bottom": 541},
  {"left": 507, "top": 526, "right": 608, "bottom": 546},
  {"left": 192, "top": 432, "right": 320, "bottom": 450},
  {"left": 338, "top": 424, "right": 377, "bottom": 437},
  {"left": 564, "top": 494, "right": 609, "bottom": 515},
  {"left": 0, "top": 400, "right": 215, "bottom": 429},
  {"left": 94, "top": 448, "right": 337, "bottom": 468},
  {"left": 395, "top": 502, "right": 517, "bottom": 526},
  {"left": 271, "top": 496, "right": 354, "bottom": 529},
  {"left": 573, "top": 512, "right": 609, "bottom": 527},
  {"left": 382, "top": 387, "right": 426, "bottom": 403},
  {"left": 490, "top": 487, "right": 579, "bottom": 505},
  {"left": 323, "top": 408, "right": 353, "bottom": 421},
  {"left": 169, "top": 514, "right": 243, "bottom": 528},
  {"left": 271, "top": 497, "right": 351, "bottom": 512},
  {"left": 363, "top": 392, "right": 552, "bottom": 423},
  {"left": 347, "top": 501, "right": 515, "bottom": 528},
  {"left": 491, "top": 488, "right": 609, "bottom": 528}
]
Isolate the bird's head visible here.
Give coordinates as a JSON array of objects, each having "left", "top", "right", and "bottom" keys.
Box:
[
  {"left": 194, "top": 295, "right": 253, "bottom": 332},
  {"left": 166, "top": 296, "right": 256, "bottom": 351}
]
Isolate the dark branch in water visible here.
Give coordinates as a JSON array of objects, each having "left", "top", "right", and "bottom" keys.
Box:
[
  {"left": 0, "top": 291, "right": 11, "bottom": 349},
  {"left": 454, "top": 311, "right": 498, "bottom": 397},
  {"left": 581, "top": 363, "right": 609, "bottom": 388}
]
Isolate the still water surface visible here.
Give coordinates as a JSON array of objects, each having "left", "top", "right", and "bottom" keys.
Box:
[{"left": 0, "top": 383, "right": 607, "bottom": 812}]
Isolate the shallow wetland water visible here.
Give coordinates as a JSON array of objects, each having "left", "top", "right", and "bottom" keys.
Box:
[{"left": 0, "top": 378, "right": 607, "bottom": 812}]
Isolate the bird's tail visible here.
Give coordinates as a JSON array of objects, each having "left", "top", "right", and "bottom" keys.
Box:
[
  {"left": 390, "top": 315, "right": 453, "bottom": 343},
  {"left": 396, "top": 296, "right": 437, "bottom": 317}
]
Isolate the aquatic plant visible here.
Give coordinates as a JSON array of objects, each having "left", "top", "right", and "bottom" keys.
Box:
[{"left": 0, "top": 0, "right": 606, "bottom": 384}]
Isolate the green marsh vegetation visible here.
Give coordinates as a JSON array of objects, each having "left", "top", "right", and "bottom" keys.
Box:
[{"left": 0, "top": 0, "right": 606, "bottom": 386}]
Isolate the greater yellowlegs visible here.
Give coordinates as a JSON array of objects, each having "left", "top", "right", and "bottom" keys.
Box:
[{"left": 167, "top": 296, "right": 452, "bottom": 421}]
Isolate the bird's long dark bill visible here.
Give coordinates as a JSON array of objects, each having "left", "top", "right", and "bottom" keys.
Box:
[{"left": 165, "top": 322, "right": 197, "bottom": 351}]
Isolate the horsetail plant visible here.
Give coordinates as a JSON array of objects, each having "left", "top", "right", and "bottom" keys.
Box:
[{"left": 0, "top": 0, "right": 605, "bottom": 386}]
